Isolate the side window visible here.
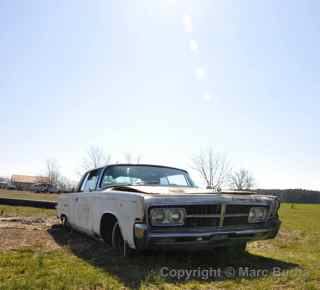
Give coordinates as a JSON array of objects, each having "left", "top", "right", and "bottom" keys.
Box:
[{"left": 80, "top": 169, "right": 101, "bottom": 192}]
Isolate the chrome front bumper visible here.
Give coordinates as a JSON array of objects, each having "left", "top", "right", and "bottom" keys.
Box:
[{"left": 134, "top": 219, "right": 281, "bottom": 250}]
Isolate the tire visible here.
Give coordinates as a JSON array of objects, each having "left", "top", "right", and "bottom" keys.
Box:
[
  {"left": 61, "top": 215, "right": 72, "bottom": 232},
  {"left": 111, "top": 222, "right": 134, "bottom": 257}
]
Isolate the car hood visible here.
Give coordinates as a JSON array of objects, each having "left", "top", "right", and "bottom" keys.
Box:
[{"left": 103, "top": 185, "right": 274, "bottom": 205}]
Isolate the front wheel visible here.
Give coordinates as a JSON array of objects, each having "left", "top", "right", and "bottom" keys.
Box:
[
  {"left": 111, "top": 222, "right": 134, "bottom": 257},
  {"left": 61, "top": 215, "right": 72, "bottom": 232}
]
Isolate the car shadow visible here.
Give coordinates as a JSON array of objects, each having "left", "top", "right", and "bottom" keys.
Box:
[{"left": 48, "top": 224, "right": 300, "bottom": 289}]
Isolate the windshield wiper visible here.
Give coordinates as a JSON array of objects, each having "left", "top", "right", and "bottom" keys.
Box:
[
  {"left": 101, "top": 183, "right": 131, "bottom": 190},
  {"left": 101, "top": 182, "right": 145, "bottom": 190},
  {"left": 143, "top": 181, "right": 161, "bottom": 185}
]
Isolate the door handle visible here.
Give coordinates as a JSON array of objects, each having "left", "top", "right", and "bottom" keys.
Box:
[{"left": 75, "top": 197, "right": 79, "bottom": 202}]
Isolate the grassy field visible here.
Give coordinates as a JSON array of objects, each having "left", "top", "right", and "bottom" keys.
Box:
[
  {"left": 0, "top": 204, "right": 56, "bottom": 217},
  {"left": 0, "top": 189, "right": 59, "bottom": 201},
  {"left": 0, "top": 203, "right": 319, "bottom": 289}
]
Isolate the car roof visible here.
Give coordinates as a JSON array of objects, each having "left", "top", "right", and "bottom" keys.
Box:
[{"left": 86, "top": 164, "right": 189, "bottom": 174}]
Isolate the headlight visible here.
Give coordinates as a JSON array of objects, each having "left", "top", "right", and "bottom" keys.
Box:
[
  {"left": 150, "top": 208, "right": 186, "bottom": 226},
  {"left": 248, "top": 207, "right": 268, "bottom": 223},
  {"left": 150, "top": 208, "right": 166, "bottom": 224}
]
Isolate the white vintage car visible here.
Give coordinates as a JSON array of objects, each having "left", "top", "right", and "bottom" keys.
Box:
[{"left": 57, "top": 164, "right": 281, "bottom": 256}]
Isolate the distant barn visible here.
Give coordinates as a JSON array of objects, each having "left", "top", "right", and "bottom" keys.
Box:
[{"left": 11, "top": 175, "right": 50, "bottom": 191}]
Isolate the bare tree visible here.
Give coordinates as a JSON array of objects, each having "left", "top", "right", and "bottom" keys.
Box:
[
  {"left": 192, "top": 148, "right": 231, "bottom": 191},
  {"left": 58, "top": 176, "right": 77, "bottom": 192},
  {"left": 229, "top": 168, "right": 255, "bottom": 191},
  {"left": 45, "top": 159, "right": 60, "bottom": 186},
  {"left": 82, "top": 146, "right": 111, "bottom": 171},
  {"left": 123, "top": 152, "right": 141, "bottom": 164}
]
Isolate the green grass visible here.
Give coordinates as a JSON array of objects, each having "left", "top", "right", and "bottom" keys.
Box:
[
  {"left": 0, "top": 203, "right": 319, "bottom": 289},
  {"left": 0, "top": 249, "right": 123, "bottom": 290},
  {"left": 0, "top": 189, "right": 58, "bottom": 201},
  {"left": 0, "top": 205, "right": 56, "bottom": 217}
]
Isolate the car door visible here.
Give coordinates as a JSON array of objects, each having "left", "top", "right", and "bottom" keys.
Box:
[
  {"left": 74, "top": 169, "right": 101, "bottom": 233},
  {"left": 67, "top": 173, "right": 89, "bottom": 229}
]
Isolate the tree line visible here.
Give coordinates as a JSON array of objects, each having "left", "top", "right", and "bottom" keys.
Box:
[{"left": 44, "top": 146, "right": 255, "bottom": 192}]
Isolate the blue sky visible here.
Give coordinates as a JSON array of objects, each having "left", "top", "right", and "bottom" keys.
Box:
[{"left": 1, "top": 0, "right": 319, "bottom": 189}]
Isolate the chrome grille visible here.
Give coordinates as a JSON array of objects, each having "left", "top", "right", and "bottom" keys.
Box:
[
  {"left": 184, "top": 204, "right": 268, "bottom": 228},
  {"left": 184, "top": 204, "right": 220, "bottom": 227},
  {"left": 185, "top": 217, "right": 219, "bottom": 227},
  {"left": 184, "top": 204, "right": 221, "bottom": 215},
  {"left": 148, "top": 204, "right": 269, "bottom": 228},
  {"left": 225, "top": 205, "right": 251, "bottom": 215},
  {"left": 223, "top": 216, "right": 250, "bottom": 226}
]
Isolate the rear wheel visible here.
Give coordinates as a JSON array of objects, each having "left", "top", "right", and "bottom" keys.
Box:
[{"left": 111, "top": 222, "right": 134, "bottom": 257}]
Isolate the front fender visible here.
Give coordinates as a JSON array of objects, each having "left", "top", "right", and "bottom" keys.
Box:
[{"left": 92, "top": 194, "right": 145, "bottom": 249}]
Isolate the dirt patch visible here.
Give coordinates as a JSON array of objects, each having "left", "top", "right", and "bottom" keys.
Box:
[
  {"left": 0, "top": 216, "right": 108, "bottom": 254},
  {"left": 277, "top": 228, "right": 303, "bottom": 242},
  {"left": 0, "top": 216, "right": 61, "bottom": 251},
  {"left": 0, "top": 217, "right": 57, "bottom": 230}
]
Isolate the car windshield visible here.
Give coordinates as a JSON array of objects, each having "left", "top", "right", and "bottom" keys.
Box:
[{"left": 100, "top": 165, "right": 195, "bottom": 188}]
